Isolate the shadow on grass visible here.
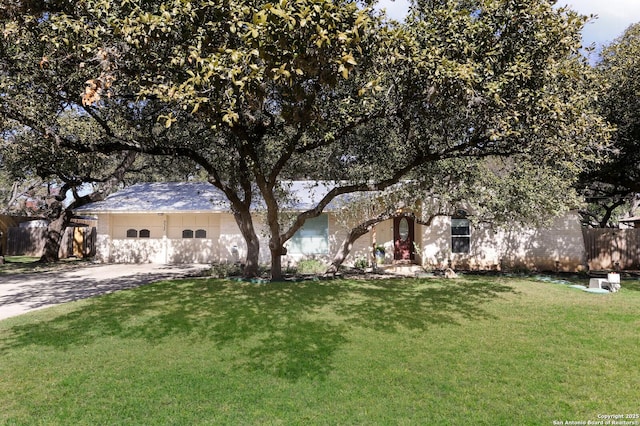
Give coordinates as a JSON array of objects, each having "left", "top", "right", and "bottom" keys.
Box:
[
  {"left": 0, "top": 276, "right": 516, "bottom": 381},
  {"left": 621, "top": 279, "right": 640, "bottom": 292}
]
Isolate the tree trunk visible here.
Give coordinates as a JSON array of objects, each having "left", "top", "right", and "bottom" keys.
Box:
[
  {"left": 39, "top": 152, "right": 137, "bottom": 263},
  {"left": 327, "top": 226, "right": 369, "bottom": 274},
  {"left": 39, "top": 209, "right": 72, "bottom": 263},
  {"left": 269, "top": 237, "right": 286, "bottom": 281},
  {"left": 233, "top": 208, "right": 261, "bottom": 277}
]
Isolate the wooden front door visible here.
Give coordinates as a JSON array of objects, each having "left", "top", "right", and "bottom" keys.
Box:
[{"left": 393, "top": 216, "right": 415, "bottom": 261}]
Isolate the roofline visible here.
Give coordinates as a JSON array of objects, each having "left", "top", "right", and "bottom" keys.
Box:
[
  {"left": 79, "top": 210, "right": 230, "bottom": 215},
  {"left": 80, "top": 208, "right": 340, "bottom": 214}
]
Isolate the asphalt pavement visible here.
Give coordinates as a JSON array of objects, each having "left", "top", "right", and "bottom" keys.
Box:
[{"left": 0, "top": 263, "right": 210, "bottom": 321}]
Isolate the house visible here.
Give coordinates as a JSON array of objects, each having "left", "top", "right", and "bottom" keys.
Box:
[
  {"left": 75, "top": 181, "right": 587, "bottom": 272},
  {"left": 618, "top": 216, "right": 640, "bottom": 229}
]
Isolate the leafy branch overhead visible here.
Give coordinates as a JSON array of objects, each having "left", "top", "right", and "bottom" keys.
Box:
[
  {"left": 576, "top": 23, "right": 640, "bottom": 227},
  {"left": 0, "top": 0, "right": 612, "bottom": 277}
]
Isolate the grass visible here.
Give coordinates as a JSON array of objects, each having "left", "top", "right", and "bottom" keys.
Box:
[
  {"left": 1, "top": 274, "right": 639, "bottom": 425},
  {"left": 0, "top": 256, "right": 90, "bottom": 275}
]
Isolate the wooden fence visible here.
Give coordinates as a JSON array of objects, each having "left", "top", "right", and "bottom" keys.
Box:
[
  {"left": 582, "top": 228, "right": 640, "bottom": 271},
  {"left": 6, "top": 226, "right": 96, "bottom": 259}
]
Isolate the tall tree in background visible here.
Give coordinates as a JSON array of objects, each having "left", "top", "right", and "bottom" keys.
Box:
[
  {"left": 577, "top": 23, "right": 640, "bottom": 227},
  {"left": 1, "top": 0, "right": 610, "bottom": 277}
]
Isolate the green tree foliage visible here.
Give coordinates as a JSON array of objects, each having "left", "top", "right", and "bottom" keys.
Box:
[
  {"left": 1, "top": 0, "right": 610, "bottom": 277},
  {"left": 578, "top": 23, "right": 640, "bottom": 227},
  {"left": 0, "top": 0, "right": 200, "bottom": 260}
]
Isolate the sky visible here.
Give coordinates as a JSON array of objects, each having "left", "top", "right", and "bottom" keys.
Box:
[{"left": 375, "top": 0, "right": 640, "bottom": 60}]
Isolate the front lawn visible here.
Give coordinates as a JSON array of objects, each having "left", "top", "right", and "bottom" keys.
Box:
[
  {"left": 1, "top": 275, "right": 639, "bottom": 425},
  {"left": 0, "top": 256, "right": 89, "bottom": 275}
]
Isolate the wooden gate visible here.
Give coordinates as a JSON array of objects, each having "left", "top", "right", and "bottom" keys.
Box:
[
  {"left": 582, "top": 228, "right": 640, "bottom": 270},
  {"left": 6, "top": 226, "right": 96, "bottom": 258}
]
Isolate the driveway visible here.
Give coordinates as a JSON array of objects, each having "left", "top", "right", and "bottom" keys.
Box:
[{"left": 0, "top": 263, "right": 210, "bottom": 321}]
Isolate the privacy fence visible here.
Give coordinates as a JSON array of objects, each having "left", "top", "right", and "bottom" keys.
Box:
[
  {"left": 582, "top": 228, "right": 640, "bottom": 271},
  {"left": 6, "top": 226, "right": 96, "bottom": 259}
]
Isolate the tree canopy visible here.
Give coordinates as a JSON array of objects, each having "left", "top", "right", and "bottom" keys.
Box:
[
  {"left": 1, "top": 0, "right": 610, "bottom": 277},
  {"left": 577, "top": 22, "right": 640, "bottom": 227}
]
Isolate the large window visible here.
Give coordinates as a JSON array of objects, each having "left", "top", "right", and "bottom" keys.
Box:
[
  {"left": 451, "top": 213, "right": 470, "bottom": 254},
  {"left": 288, "top": 214, "right": 329, "bottom": 254}
]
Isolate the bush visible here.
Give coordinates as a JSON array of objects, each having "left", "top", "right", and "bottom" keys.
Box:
[
  {"left": 209, "top": 263, "right": 244, "bottom": 278},
  {"left": 296, "top": 259, "right": 327, "bottom": 275},
  {"left": 353, "top": 257, "right": 369, "bottom": 269}
]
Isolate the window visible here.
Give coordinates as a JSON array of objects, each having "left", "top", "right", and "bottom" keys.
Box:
[
  {"left": 288, "top": 214, "right": 329, "bottom": 254},
  {"left": 126, "top": 229, "right": 138, "bottom": 238},
  {"left": 182, "top": 229, "right": 194, "bottom": 238},
  {"left": 139, "top": 229, "right": 150, "bottom": 238},
  {"left": 195, "top": 229, "right": 207, "bottom": 238},
  {"left": 451, "top": 214, "right": 470, "bottom": 254}
]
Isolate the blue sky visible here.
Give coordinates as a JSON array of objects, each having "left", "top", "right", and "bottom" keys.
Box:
[{"left": 375, "top": 0, "right": 640, "bottom": 58}]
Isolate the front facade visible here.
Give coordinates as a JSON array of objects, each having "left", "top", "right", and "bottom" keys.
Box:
[{"left": 77, "top": 182, "right": 587, "bottom": 272}]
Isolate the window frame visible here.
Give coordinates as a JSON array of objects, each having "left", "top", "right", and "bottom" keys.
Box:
[
  {"left": 287, "top": 214, "right": 329, "bottom": 255},
  {"left": 451, "top": 213, "right": 470, "bottom": 254}
]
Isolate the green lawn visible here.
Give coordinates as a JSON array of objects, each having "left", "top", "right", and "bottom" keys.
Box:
[
  {"left": 1, "top": 274, "right": 639, "bottom": 425},
  {"left": 0, "top": 256, "right": 89, "bottom": 275}
]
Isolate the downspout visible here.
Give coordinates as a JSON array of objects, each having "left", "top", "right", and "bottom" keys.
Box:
[{"left": 162, "top": 214, "right": 168, "bottom": 264}]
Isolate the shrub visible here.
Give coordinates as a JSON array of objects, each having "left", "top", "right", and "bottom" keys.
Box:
[
  {"left": 209, "top": 263, "right": 243, "bottom": 278},
  {"left": 353, "top": 257, "right": 369, "bottom": 269},
  {"left": 296, "top": 259, "right": 327, "bottom": 275}
]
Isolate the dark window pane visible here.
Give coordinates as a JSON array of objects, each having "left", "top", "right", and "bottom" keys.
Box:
[
  {"left": 195, "top": 229, "right": 206, "bottom": 238},
  {"left": 139, "top": 229, "right": 150, "bottom": 238},
  {"left": 126, "top": 229, "right": 137, "bottom": 238},
  {"left": 182, "top": 229, "right": 194, "bottom": 238},
  {"left": 452, "top": 237, "right": 470, "bottom": 253},
  {"left": 451, "top": 225, "right": 470, "bottom": 236}
]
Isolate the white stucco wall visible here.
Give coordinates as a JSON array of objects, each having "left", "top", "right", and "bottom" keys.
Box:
[
  {"left": 95, "top": 212, "right": 269, "bottom": 264},
  {"left": 92, "top": 210, "right": 586, "bottom": 272},
  {"left": 417, "top": 212, "right": 586, "bottom": 272}
]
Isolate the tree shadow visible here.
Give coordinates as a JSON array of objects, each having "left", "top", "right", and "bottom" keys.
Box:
[
  {"left": 0, "top": 276, "right": 517, "bottom": 381},
  {"left": 333, "top": 277, "right": 517, "bottom": 332}
]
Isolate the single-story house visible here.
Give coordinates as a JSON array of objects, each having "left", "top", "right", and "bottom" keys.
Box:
[
  {"left": 619, "top": 216, "right": 640, "bottom": 229},
  {"left": 75, "top": 181, "right": 587, "bottom": 272}
]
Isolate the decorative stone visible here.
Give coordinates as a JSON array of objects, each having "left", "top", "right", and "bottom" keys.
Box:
[{"left": 444, "top": 268, "right": 458, "bottom": 279}]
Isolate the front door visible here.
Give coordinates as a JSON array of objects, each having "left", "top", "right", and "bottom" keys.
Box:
[{"left": 393, "top": 216, "right": 415, "bottom": 261}]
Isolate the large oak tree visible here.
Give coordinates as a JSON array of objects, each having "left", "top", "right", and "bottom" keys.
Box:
[{"left": 1, "top": 0, "right": 609, "bottom": 278}]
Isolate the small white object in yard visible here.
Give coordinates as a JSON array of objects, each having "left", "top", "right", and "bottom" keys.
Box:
[
  {"left": 607, "top": 272, "right": 621, "bottom": 292},
  {"left": 589, "top": 278, "right": 608, "bottom": 289},
  {"left": 444, "top": 268, "right": 458, "bottom": 279}
]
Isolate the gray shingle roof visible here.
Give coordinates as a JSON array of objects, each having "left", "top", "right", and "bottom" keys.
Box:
[
  {"left": 75, "top": 182, "right": 229, "bottom": 213},
  {"left": 75, "top": 181, "right": 356, "bottom": 214}
]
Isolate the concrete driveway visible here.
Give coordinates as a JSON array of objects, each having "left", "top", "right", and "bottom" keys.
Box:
[{"left": 0, "top": 263, "right": 210, "bottom": 321}]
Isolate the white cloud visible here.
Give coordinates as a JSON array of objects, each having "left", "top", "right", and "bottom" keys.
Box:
[
  {"left": 372, "top": 0, "right": 640, "bottom": 50},
  {"left": 374, "top": 0, "right": 410, "bottom": 21},
  {"left": 560, "top": 1, "right": 640, "bottom": 46}
]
